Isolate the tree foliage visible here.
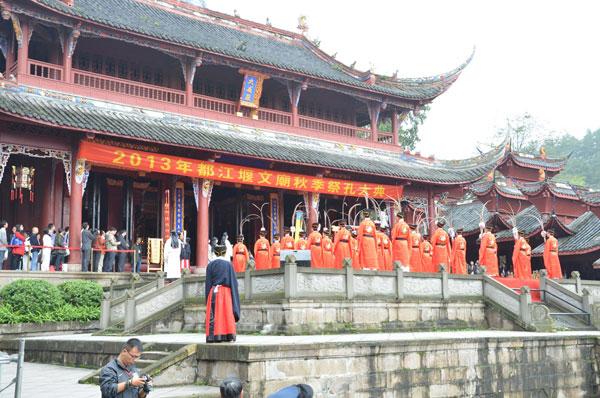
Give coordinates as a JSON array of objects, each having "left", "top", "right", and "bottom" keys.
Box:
[
  {"left": 378, "top": 105, "right": 430, "bottom": 150},
  {"left": 544, "top": 129, "right": 600, "bottom": 186},
  {"left": 483, "top": 113, "right": 552, "bottom": 153}
]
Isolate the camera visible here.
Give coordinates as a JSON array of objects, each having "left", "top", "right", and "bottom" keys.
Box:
[{"left": 142, "top": 375, "right": 153, "bottom": 393}]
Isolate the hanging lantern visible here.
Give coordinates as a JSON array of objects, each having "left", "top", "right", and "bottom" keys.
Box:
[{"left": 11, "top": 165, "right": 35, "bottom": 204}]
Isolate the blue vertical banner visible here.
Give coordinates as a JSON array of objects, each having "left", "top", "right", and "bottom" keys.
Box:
[
  {"left": 175, "top": 182, "right": 184, "bottom": 234},
  {"left": 270, "top": 193, "right": 279, "bottom": 243},
  {"left": 238, "top": 69, "right": 269, "bottom": 109}
]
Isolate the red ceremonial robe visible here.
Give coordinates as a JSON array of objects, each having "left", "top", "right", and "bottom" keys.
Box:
[
  {"left": 543, "top": 236, "right": 562, "bottom": 279},
  {"left": 409, "top": 232, "right": 422, "bottom": 272},
  {"left": 254, "top": 237, "right": 271, "bottom": 270},
  {"left": 479, "top": 232, "right": 499, "bottom": 276},
  {"left": 232, "top": 242, "right": 249, "bottom": 273},
  {"left": 512, "top": 238, "right": 531, "bottom": 279},
  {"left": 307, "top": 231, "right": 324, "bottom": 268},
  {"left": 391, "top": 220, "right": 411, "bottom": 267},
  {"left": 450, "top": 236, "right": 467, "bottom": 274},
  {"left": 205, "top": 258, "right": 240, "bottom": 343},
  {"left": 270, "top": 241, "right": 281, "bottom": 269},
  {"left": 381, "top": 233, "right": 393, "bottom": 271},
  {"left": 333, "top": 228, "right": 352, "bottom": 269},
  {"left": 280, "top": 235, "right": 295, "bottom": 251},
  {"left": 321, "top": 236, "right": 335, "bottom": 268},
  {"left": 295, "top": 238, "right": 308, "bottom": 250},
  {"left": 357, "top": 219, "right": 378, "bottom": 270},
  {"left": 431, "top": 227, "right": 452, "bottom": 270},
  {"left": 421, "top": 241, "right": 434, "bottom": 273}
]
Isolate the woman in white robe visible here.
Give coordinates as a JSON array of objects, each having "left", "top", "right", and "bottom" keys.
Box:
[
  {"left": 164, "top": 230, "right": 182, "bottom": 279},
  {"left": 41, "top": 231, "right": 52, "bottom": 271}
]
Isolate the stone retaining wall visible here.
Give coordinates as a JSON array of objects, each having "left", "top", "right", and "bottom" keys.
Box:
[{"left": 198, "top": 335, "right": 600, "bottom": 398}]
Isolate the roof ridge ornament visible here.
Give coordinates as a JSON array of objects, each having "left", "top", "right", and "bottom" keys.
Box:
[{"left": 297, "top": 15, "right": 308, "bottom": 35}]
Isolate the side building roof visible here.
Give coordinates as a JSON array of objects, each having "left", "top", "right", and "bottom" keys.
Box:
[
  {"left": 532, "top": 212, "right": 600, "bottom": 256},
  {"left": 0, "top": 84, "right": 506, "bottom": 185},
  {"left": 30, "top": 0, "right": 470, "bottom": 101}
]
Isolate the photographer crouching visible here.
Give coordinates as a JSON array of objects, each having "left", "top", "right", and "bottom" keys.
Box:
[{"left": 100, "top": 338, "right": 154, "bottom": 398}]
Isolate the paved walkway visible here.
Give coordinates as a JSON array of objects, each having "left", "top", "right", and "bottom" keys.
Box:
[
  {"left": 22, "top": 329, "right": 600, "bottom": 347},
  {"left": 0, "top": 362, "right": 219, "bottom": 398}
]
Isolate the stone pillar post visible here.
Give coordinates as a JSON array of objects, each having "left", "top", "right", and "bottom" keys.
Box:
[
  {"left": 16, "top": 19, "right": 29, "bottom": 78},
  {"left": 519, "top": 285, "right": 533, "bottom": 324},
  {"left": 244, "top": 259, "right": 255, "bottom": 300},
  {"left": 572, "top": 271, "right": 582, "bottom": 294},
  {"left": 284, "top": 255, "right": 297, "bottom": 299},
  {"left": 393, "top": 261, "right": 404, "bottom": 300},
  {"left": 582, "top": 288, "right": 593, "bottom": 314},
  {"left": 343, "top": 258, "right": 354, "bottom": 299},
  {"left": 391, "top": 110, "right": 399, "bottom": 146},
  {"left": 124, "top": 289, "right": 136, "bottom": 331},
  {"left": 68, "top": 152, "right": 83, "bottom": 266},
  {"left": 156, "top": 271, "right": 166, "bottom": 289},
  {"left": 100, "top": 292, "right": 111, "bottom": 329},
  {"left": 439, "top": 263, "right": 449, "bottom": 300}
]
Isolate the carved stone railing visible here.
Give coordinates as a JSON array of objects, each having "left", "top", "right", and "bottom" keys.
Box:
[{"left": 100, "top": 272, "right": 166, "bottom": 329}]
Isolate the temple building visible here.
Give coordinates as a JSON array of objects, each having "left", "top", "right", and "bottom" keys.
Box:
[
  {"left": 441, "top": 145, "right": 600, "bottom": 279},
  {"left": 0, "top": 0, "right": 507, "bottom": 270}
]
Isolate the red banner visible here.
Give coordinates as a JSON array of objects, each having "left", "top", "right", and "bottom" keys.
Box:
[{"left": 77, "top": 141, "right": 403, "bottom": 199}]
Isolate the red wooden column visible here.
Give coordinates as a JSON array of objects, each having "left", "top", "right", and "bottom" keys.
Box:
[
  {"left": 305, "top": 191, "right": 319, "bottom": 228},
  {"left": 369, "top": 103, "right": 378, "bottom": 142},
  {"left": 287, "top": 82, "right": 305, "bottom": 127},
  {"left": 196, "top": 179, "right": 211, "bottom": 268},
  {"left": 16, "top": 19, "right": 29, "bottom": 78},
  {"left": 186, "top": 56, "right": 202, "bottom": 108},
  {"left": 62, "top": 33, "right": 71, "bottom": 84},
  {"left": 391, "top": 110, "right": 399, "bottom": 146},
  {"left": 68, "top": 150, "right": 83, "bottom": 265},
  {"left": 41, "top": 159, "right": 54, "bottom": 228}
]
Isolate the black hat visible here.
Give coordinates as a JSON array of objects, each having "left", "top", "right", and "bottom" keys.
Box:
[
  {"left": 409, "top": 224, "right": 417, "bottom": 230},
  {"left": 362, "top": 209, "right": 371, "bottom": 216},
  {"left": 237, "top": 234, "right": 244, "bottom": 239},
  {"left": 486, "top": 225, "right": 493, "bottom": 230},
  {"left": 437, "top": 220, "right": 445, "bottom": 227},
  {"left": 283, "top": 226, "right": 290, "bottom": 232},
  {"left": 311, "top": 222, "right": 319, "bottom": 228},
  {"left": 339, "top": 220, "right": 347, "bottom": 225},
  {"left": 518, "top": 230, "right": 525, "bottom": 236},
  {"left": 273, "top": 233, "right": 280, "bottom": 239},
  {"left": 397, "top": 212, "right": 404, "bottom": 218},
  {"left": 374, "top": 220, "right": 381, "bottom": 226},
  {"left": 299, "top": 230, "right": 306, "bottom": 235},
  {"left": 456, "top": 228, "right": 463, "bottom": 234},
  {"left": 259, "top": 227, "right": 267, "bottom": 234},
  {"left": 213, "top": 245, "right": 227, "bottom": 256},
  {"left": 323, "top": 228, "right": 330, "bottom": 234},
  {"left": 345, "top": 225, "right": 352, "bottom": 230},
  {"left": 547, "top": 228, "right": 555, "bottom": 234}
]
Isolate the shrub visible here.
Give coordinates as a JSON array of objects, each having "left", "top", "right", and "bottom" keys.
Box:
[
  {"left": 0, "top": 279, "right": 63, "bottom": 315},
  {"left": 57, "top": 280, "right": 103, "bottom": 308}
]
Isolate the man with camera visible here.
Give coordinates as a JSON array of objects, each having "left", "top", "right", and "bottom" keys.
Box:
[{"left": 100, "top": 338, "right": 153, "bottom": 398}]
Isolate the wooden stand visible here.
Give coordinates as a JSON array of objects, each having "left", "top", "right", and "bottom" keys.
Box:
[{"left": 146, "top": 238, "right": 163, "bottom": 273}]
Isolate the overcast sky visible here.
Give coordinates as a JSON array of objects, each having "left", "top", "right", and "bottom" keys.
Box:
[{"left": 206, "top": 0, "right": 600, "bottom": 159}]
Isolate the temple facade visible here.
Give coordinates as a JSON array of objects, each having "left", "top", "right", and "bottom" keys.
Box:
[{"left": 0, "top": 0, "right": 502, "bottom": 270}]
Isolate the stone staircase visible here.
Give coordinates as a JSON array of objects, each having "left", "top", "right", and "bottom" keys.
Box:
[{"left": 79, "top": 342, "right": 214, "bottom": 397}]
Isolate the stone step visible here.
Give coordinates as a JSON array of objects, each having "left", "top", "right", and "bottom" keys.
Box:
[{"left": 142, "top": 351, "right": 172, "bottom": 361}]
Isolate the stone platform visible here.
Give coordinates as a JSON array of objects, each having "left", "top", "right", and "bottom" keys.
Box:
[{"left": 4, "top": 331, "right": 600, "bottom": 397}]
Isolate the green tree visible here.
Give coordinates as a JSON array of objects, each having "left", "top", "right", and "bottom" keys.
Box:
[
  {"left": 482, "top": 113, "right": 553, "bottom": 153},
  {"left": 544, "top": 128, "right": 600, "bottom": 186},
  {"left": 378, "top": 105, "right": 430, "bottom": 150}
]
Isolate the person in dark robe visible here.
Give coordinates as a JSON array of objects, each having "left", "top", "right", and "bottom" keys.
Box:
[
  {"left": 205, "top": 245, "right": 241, "bottom": 343},
  {"left": 115, "top": 230, "right": 129, "bottom": 272}
]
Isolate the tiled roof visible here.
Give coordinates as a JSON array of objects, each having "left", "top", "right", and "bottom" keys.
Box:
[
  {"left": 470, "top": 181, "right": 526, "bottom": 199},
  {"left": 532, "top": 212, "right": 600, "bottom": 255},
  {"left": 571, "top": 186, "right": 600, "bottom": 205},
  {"left": 32, "top": 0, "right": 467, "bottom": 100},
  {"left": 508, "top": 151, "right": 569, "bottom": 172},
  {"left": 593, "top": 258, "right": 600, "bottom": 266},
  {"left": 439, "top": 201, "right": 490, "bottom": 234},
  {"left": 494, "top": 205, "right": 543, "bottom": 241},
  {"left": 512, "top": 180, "right": 578, "bottom": 199},
  {"left": 0, "top": 84, "right": 505, "bottom": 184}
]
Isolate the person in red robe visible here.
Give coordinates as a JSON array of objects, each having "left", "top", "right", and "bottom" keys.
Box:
[
  {"left": 408, "top": 224, "right": 422, "bottom": 272},
  {"left": 295, "top": 231, "right": 308, "bottom": 250},
  {"left": 479, "top": 225, "right": 499, "bottom": 276},
  {"left": 321, "top": 228, "right": 335, "bottom": 268},
  {"left": 431, "top": 221, "right": 452, "bottom": 271},
  {"left": 307, "top": 222, "right": 324, "bottom": 268},
  {"left": 205, "top": 245, "right": 240, "bottom": 343},
  {"left": 270, "top": 233, "right": 281, "bottom": 269},
  {"left": 231, "top": 234, "right": 249, "bottom": 272},
  {"left": 421, "top": 234, "right": 434, "bottom": 273},
  {"left": 375, "top": 220, "right": 385, "bottom": 270},
  {"left": 450, "top": 228, "right": 467, "bottom": 274},
  {"left": 254, "top": 228, "right": 271, "bottom": 270},
  {"left": 523, "top": 237, "right": 533, "bottom": 278},
  {"left": 391, "top": 212, "right": 411, "bottom": 268},
  {"left": 512, "top": 231, "right": 530, "bottom": 279},
  {"left": 381, "top": 227, "right": 393, "bottom": 271},
  {"left": 280, "top": 227, "right": 295, "bottom": 251},
  {"left": 333, "top": 222, "right": 352, "bottom": 269},
  {"left": 351, "top": 229, "right": 360, "bottom": 270},
  {"left": 543, "top": 229, "right": 563, "bottom": 279},
  {"left": 357, "top": 210, "right": 378, "bottom": 270}
]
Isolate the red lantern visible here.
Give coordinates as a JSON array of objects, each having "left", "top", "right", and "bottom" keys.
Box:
[{"left": 11, "top": 165, "right": 35, "bottom": 204}]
